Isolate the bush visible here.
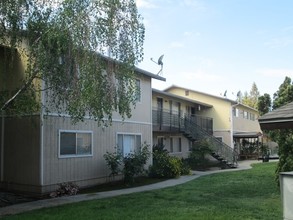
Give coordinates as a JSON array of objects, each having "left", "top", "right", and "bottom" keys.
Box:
[
  {"left": 180, "top": 158, "right": 191, "bottom": 175},
  {"left": 103, "top": 150, "right": 122, "bottom": 177},
  {"left": 187, "top": 139, "right": 212, "bottom": 170},
  {"left": 123, "top": 144, "right": 150, "bottom": 184},
  {"left": 50, "top": 182, "right": 79, "bottom": 198},
  {"left": 149, "top": 145, "right": 190, "bottom": 178}
]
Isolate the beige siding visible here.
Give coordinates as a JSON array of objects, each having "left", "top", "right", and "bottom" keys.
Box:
[
  {"left": 153, "top": 132, "right": 191, "bottom": 158},
  {"left": 233, "top": 106, "right": 260, "bottom": 132},
  {"left": 42, "top": 115, "right": 152, "bottom": 193},
  {"left": 1, "top": 116, "right": 41, "bottom": 192}
]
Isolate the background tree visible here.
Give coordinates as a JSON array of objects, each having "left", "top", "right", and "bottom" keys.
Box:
[
  {"left": 257, "top": 93, "right": 271, "bottom": 116},
  {"left": 273, "top": 76, "right": 293, "bottom": 109},
  {"left": 242, "top": 82, "right": 260, "bottom": 109},
  {"left": 266, "top": 76, "right": 293, "bottom": 182},
  {"left": 0, "top": 0, "right": 145, "bottom": 123}
]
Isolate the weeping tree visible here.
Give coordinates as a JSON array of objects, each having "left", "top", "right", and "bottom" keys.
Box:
[
  {"left": 0, "top": 0, "right": 145, "bottom": 123},
  {"left": 271, "top": 76, "right": 293, "bottom": 182}
]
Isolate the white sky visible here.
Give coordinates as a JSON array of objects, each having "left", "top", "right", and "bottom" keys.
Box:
[{"left": 135, "top": 0, "right": 293, "bottom": 100}]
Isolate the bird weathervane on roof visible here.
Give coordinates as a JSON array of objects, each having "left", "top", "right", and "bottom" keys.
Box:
[{"left": 151, "top": 54, "right": 164, "bottom": 75}]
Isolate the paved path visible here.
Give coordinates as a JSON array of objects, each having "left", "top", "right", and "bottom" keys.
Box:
[{"left": 0, "top": 160, "right": 262, "bottom": 217}]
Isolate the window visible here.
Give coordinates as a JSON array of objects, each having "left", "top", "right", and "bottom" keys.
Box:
[
  {"left": 117, "top": 133, "right": 142, "bottom": 157},
  {"left": 59, "top": 130, "right": 93, "bottom": 157},
  {"left": 170, "top": 136, "right": 182, "bottom": 153},
  {"left": 157, "top": 136, "right": 164, "bottom": 147},
  {"left": 250, "top": 113, "right": 255, "bottom": 121},
  {"left": 243, "top": 111, "right": 248, "bottom": 119},
  {"left": 135, "top": 79, "right": 141, "bottom": 102},
  {"left": 233, "top": 108, "right": 239, "bottom": 117}
]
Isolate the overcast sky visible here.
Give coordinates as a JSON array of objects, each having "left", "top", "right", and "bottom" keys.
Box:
[{"left": 135, "top": 0, "right": 293, "bottom": 100}]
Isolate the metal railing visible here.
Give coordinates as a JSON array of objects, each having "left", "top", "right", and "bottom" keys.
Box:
[
  {"left": 183, "top": 116, "right": 238, "bottom": 167},
  {"left": 152, "top": 108, "right": 238, "bottom": 167},
  {"left": 152, "top": 108, "right": 213, "bottom": 134}
]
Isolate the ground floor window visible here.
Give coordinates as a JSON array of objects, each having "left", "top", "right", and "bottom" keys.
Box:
[
  {"left": 117, "top": 133, "right": 142, "bottom": 157},
  {"left": 170, "top": 136, "right": 182, "bottom": 153},
  {"left": 157, "top": 136, "right": 165, "bottom": 147},
  {"left": 59, "top": 130, "right": 93, "bottom": 157}
]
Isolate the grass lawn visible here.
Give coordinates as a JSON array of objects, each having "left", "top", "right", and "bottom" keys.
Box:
[{"left": 3, "top": 162, "right": 282, "bottom": 220}]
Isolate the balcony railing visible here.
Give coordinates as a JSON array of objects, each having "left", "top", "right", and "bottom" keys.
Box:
[
  {"left": 152, "top": 107, "right": 238, "bottom": 167},
  {"left": 152, "top": 108, "right": 213, "bottom": 134}
]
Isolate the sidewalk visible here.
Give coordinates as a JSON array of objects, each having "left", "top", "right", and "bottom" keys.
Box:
[{"left": 0, "top": 160, "right": 262, "bottom": 217}]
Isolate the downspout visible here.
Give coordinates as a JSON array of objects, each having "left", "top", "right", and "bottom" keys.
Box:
[
  {"left": 40, "top": 80, "right": 45, "bottom": 186},
  {"left": 1, "top": 110, "right": 4, "bottom": 182},
  {"left": 230, "top": 103, "right": 240, "bottom": 149}
]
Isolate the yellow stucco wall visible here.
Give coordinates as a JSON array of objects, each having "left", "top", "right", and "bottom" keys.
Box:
[
  {"left": 165, "top": 87, "right": 232, "bottom": 130},
  {"left": 165, "top": 86, "right": 262, "bottom": 148}
]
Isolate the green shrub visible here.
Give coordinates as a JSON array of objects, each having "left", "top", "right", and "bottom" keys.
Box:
[
  {"left": 187, "top": 139, "right": 212, "bottom": 170},
  {"left": 180, "top": 158, "right": 191, "bottom": 175},
  {"left": 149, "top": 145, "right": 189, "bottom": 178},
  {"left": 123, "top": 144, "right": 150, "bottom": 184},
  {"left": 103, "top": 150, "right": 122, "bottom": 177}
]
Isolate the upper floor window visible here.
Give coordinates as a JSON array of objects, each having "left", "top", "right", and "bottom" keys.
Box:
[
  {"left": 243, "top": 111, "right": 248, "bottom": 119},
  {"left": 233, "top": 108, "right": 239, "bottom": 117},
  {"left": 59, "top": 130, "right": 93, "bottom": 158},
  {"left": 249, "top": 113, "right": 255, "bottom": 121}
]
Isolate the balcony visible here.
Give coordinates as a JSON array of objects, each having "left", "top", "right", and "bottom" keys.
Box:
[{"left": 152, "top": 108, "right": 213, "bottom": 134}]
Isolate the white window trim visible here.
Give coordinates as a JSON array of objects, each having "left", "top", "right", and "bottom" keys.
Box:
[
  {"left": 116, "top": 132, "right": 142, "bottom": 155},
  {"left": 58, "top": 129, "right": 93, "bottom": 159}
]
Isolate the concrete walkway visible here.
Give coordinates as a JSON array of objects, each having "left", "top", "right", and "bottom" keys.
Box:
[{"left": 0, "top": 160, "right": 262, "bottom": 217}]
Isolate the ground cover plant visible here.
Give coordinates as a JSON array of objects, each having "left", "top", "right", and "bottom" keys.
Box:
[{"left": 2, "top": 162, "right": 282, "bottom": 220}]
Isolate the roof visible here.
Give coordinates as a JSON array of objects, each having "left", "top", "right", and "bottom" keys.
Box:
[
  {"left": 258, "top": 101, "right": 293, "bottom": 130},
  {"left": 152, "top": 88, "right": 213, "bottom": 108},
  {"left": 233, "top": 131, "right": 262, "bottom": 138},
  {"left": 164, "top": 85, "right": 258, "bottom": 112},
  {"left": 99, "top": 53, "right": 166, "bottom": 81},
  {"left": 134, "top": 66, "right": 166, "bottom": 81}
]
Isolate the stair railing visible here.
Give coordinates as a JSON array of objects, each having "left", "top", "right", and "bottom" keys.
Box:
[{"left": 182, "top": 116, "right": 238, "bottom": 167}]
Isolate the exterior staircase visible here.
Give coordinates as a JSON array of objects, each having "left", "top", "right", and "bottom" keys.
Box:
[
  {"left": 182, "top": 116, "right": 238, "bottom": 168},
  {"left": 152, "top": 109, "right": 238, "bottom": 168}
]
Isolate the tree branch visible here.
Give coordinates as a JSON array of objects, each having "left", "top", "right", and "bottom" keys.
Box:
[{"left": 1, "top": 70, "right": 39, "bottom": 111}]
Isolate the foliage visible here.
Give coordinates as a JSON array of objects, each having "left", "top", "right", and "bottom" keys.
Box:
[
  {"left": 242, "top": 82, "right": 260, "bottom": 109},
  {"left": 240, "top": 139, "right": 258, "bottom": 155},
  {"left": 260, "top": 144, "right": 270, "bottom": 156},
  {"left": 123, "top": 144, "right": 150, "bottom": 184},
  {"left": 187, "top": 139, "right": 212, "bottom": 169},
  {"left": 0, "top": 0, "right": 145, "bottom": 123},
  {"left": 0, "top": 85, "right": 40, "bottom": 115},
  {"left": 257, "top": 93, "right": 271, "bottom": 116},
  {"left": 49, "top": 182, "right": 79, "bottom": 198},
  {"left": 273, "top": 76, "right": 293, "bottom": 109},
  {"left": 180, "top": 158, "right": 192, "bottom": 175},
  {"left": 274, "top": 129, "right": 293, "bottom": 182},
  {"left": 266, "top": 76, "right": 293, "bottom": 182},
  {"left": 149, "top": 145, "right": 189, "bottom": 178},
  {"left": 103, "top": 150, "right": 122, "bottom": 177}
]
